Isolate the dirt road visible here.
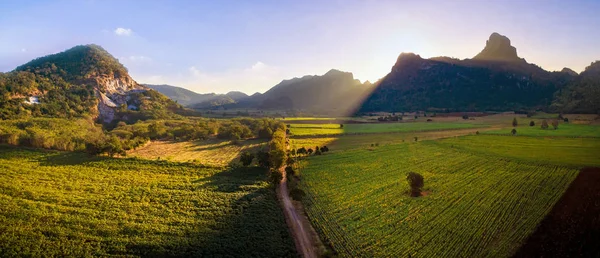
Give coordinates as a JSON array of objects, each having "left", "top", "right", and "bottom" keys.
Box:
[{"left": 278, "top": 167, "right": 319, "bottom": 258}]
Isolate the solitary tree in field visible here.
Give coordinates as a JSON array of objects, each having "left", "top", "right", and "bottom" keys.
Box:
[
  {"left": 541, "top": 120, "right": 549, "bottom": 129},
  {"left": 512, "top": 117, "right": 518, "bottom": 127},
  {"left": 511, "top": 128, "right": 517, "bottom": 135},
  {"left": 307, "top": 148, "right": 313, "bottom": 155},
  {"left": 406, "top": 172, "right": 424, "bottom": 197},
  {"left": 563, "top": 118, "right": 569, "bottom": 123},
  {"left": 240, "top": 152, "right": 254, "bottom": 166},
  {"left": 551, "top": 120, "right": 559, "bottom": 130},
  {"left": 340, "top": 124, "right": 344, "bottom": 129},
  {"left": 529, "top": 121, "right": 535, "bottom": 126}
]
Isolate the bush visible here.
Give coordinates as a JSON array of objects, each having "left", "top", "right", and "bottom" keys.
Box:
[
  {"left": 511, "top": 128, "right": 517, "bottom": 135},
  {"left": 256, "top": 150, "right": 270, "bottom": 168},
  {"left": 512, "top": 117, "right": 518, "bottom": 127},
  {"left": 406, "top": 172, "right": 424, "bottom": 197},
  {"left": 563, "top": 118, "right": 569, "bottom": 123},
  {"left": 289, "top": 188, "right": 306, "bottom": 201},
  {"left": 240, "top": 152, "right": 254, "bottom": 166},
  {"left": 541, "top": 120, "right": 549, "bottom": 129},
  {"left": 285, "top": 166, "right": 295, "bottom": 176},
  {"left": 307, "top": 148, "right": 313, "bottom": 155},
  {"left": 529, "top": 121, "right": 535, "bottom": 126},
  {"left": 551, "top": 120, "right": 559, "bottom": 130},
  {"left": 269, "top": 169, "right": 283, "bottom": 185},
  {"left": 315, "top": 149, "right": 322, "bottom": 155}
]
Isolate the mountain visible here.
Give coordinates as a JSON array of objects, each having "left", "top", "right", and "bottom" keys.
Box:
[
  {"left": 146, "top": 84, "right": 250, "bottom": 107},
  {"left": 226, "top": 69, "right": 373, "bottom": 115},
  {"left": 473, "top": 32, "right": 524, "bottom": 63},
  {"left": 0, "top": 44, "right": 186, "bottom": 123},
  {"left": 144, "top": 84, "right": 217, "bottom": 106},
  {"left": 551, "top": 61, "right": 600, "bottom": 113},
  {"left": 359, "top": 33, "right": 577, "bottom": 113}
]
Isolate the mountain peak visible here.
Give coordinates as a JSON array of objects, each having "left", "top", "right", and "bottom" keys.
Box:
[
  {"left": 560, "top": 67, "right": 578, "bottom": 76},
  {"left": 473, "top": 32, "right": 523, "bottom": 62}
]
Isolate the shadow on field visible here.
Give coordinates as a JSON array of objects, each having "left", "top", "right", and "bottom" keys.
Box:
[
  {"left": 513, "top": 167, "right": 600, "bottom": 257},
  {"left": 125, "top": 166, "right": 297, "bottom": 257},
  {"left": 192, "top": 166, "right": 267, "bottom": 193}
]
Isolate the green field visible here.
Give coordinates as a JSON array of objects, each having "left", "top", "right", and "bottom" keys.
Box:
[
  {"left": 436, "top": 135, "right": 600, "bottom": 167},
  {"left": 289, "top": 122, "right": 480, "bottom": 136},
  {"left": 0, "top": 146, "right": 296, "bottom": 257},
  {"left": 483, "top": 123, "right": 600, "bottom": 138},
  {"left": 299, "top": 141, "right": 580, "bottom": 257}
]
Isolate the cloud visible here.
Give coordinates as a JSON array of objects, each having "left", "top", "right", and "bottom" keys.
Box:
[
  {"left": 114, "top": 27, "right": 132, "bottom": 36},
  {"left": 21, "top": 48, "right": 26, "bottom": 52},
  {"left": 182, "top": 62, "right": 282, "bottom": 93},
  {"left": 126, "top": 55, "right": 152, "bottom": 62}
]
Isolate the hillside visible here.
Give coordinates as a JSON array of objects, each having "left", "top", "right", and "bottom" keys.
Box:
[
  {"left": 551, "top": 61, "right": 600, "bottom": 113},
  {"left": 0, "top": 45, "right": 186, "bottom": 123},
  {"left": 359, "top": 33, "right": 578, "bottom": 113}
]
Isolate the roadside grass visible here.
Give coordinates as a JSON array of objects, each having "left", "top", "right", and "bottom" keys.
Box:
[
  {"left": 483, "top": 123, "right": 600, "bottom": 138},
  {"left": 289, "top": 122, "right": 481, "bottom": 136}
]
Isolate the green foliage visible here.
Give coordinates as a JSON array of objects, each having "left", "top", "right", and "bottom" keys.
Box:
[
  {"left": 268, "top": 128, "right": 287, "bottom": 170},
  {"left": 511, "top": 128, "right": 517, "bottom": 135},
  {"left": 0, "top": 146, "right": 296, "bottom": 257},
  {"left": 529, "top": 120, "right": 535, "bottom": 126},
  {"left": 512, "top": 117, "right": 518, "bottom": 127},
  {"left": 551, "top": 120, "right": 559, "bottom": 130},
  {"left": 406, "top": 172, "right": 424, "bottom": 197},
  {"left": 240, "top": 151, "right": 254, "bottom": 166}
]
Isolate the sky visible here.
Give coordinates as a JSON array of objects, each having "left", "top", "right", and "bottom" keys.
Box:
[{"left": 1, "top": 0, "right": 599, "bottom": 94}]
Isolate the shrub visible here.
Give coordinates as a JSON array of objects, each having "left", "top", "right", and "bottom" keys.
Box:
[
  {"left": 285, "top": 166, "right": 294, "bottom": 176},
  {"left": 529, "top": 121, "right": 535, "bottom": 126},
  {"left": 315, "top": 149, "right": 322, "bottom": 155},
  {"left": 563, "top": 118, "right": 569, "bottom": 123},
  {"left": 256, "top": 150, "right": 270, "bottom": 168},
  {"left": 512, "top": 117, "right": 518, "bottom": 127},
  {"left": 551, "top": 120, "right": 559, "bottom": 130},
  {"left": 240, "top": 152, "right": 254, "bottom": 166},
  {"left": 475, "top": 131, "right": 480, "bottom": 135},
  {"left": 269, "top": 169, "right": 283, "bottom": 185},
  {"left": 406, "top": 172, "right": 424, "bottom": 197},
  {"left": 511, "top": 128, "right": 517, "bottom": 135},
  {"left": 289, "top": 188, "right": 306, "bottom": 201},
  {"left": 462, "top": 115, "right": 469, "bottom": 120},
  {"left": 307, "top": 148, "right": 314, "bottom": 155},
  {"left": 541, "top": 120, "right": 549, "bottom": 129}
]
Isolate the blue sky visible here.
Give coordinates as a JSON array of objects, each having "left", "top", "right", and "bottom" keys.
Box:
[{"left": 1, "top": 0, "right": 599, "bottom": 94}]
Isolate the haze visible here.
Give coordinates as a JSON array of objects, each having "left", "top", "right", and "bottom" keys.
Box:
[{"left": 1, "top": 0, "right": 599, "bottom": 94}]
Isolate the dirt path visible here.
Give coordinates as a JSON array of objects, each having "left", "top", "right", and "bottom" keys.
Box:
[{"left": 278, "top": 167, "right": 319, "bottom": 258}]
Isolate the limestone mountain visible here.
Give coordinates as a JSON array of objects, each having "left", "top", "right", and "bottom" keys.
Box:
[
  {"left": 473, "top": 32, "right": 524, "bottom": 63},
  {"left": 359, "top": 33, "right": 577, "bottom": 113},
  {"left": 0, "top": 45, "right": 185, "bottom": 123}
]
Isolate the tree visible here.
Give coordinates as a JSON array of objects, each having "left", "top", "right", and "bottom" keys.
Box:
[
  {"left": 339, "top": 124, "right": 344, "bottom": 128},
  {"left": 406, "top": 172, "right": 424, "bottom": 197},
  {"left": 240, "top": 152, "right": 254, "bottom": 166},
  {"left": 512, "top": 117, "right": 518, "bottom": 127},
  {"left": 511, "top": 128, "right": 517, "bottom": 135},
  {"left": 256, "top": 150, "right": 270, "bottom": 168},
  {"left": 563, "top": 118, "right": 569, "bottom": 123},
  {"left": 462, "top": 115, "right": 469, "bottom": 120},
  {"left": 291, "top": 149, "right": 296, "bottom": 156},
  {"left": 541, "top": 120, "right": 549, "bottom": 129},
  {"left": 307, "top": 148, "right": 313, "bottom": 155},
  {"left": 297, "top": 147, "right": 307, "bottom": 155},
  {"left": 315, "top": 149, "right": 322, "bottom": 155},
  {"left": 269, "top": 169, "right": 283, "bottom": 185},
  {"left": 289, "top": 188, "right": 305, "bottom": 201},
  {"left": 323, "top": 146, "right": 329, "bottom": 152},
  {"left": 286, "top": 157, "right": 295, "bottom": 166},
  {"left": 285, "top": 166, "right": 295, "bottom": 176},
  {"left": 529, "top": 121, "right": 535, "bottom": 126},
  {"left": 551, "top": 120, "right": 559, "bottom": 130}
]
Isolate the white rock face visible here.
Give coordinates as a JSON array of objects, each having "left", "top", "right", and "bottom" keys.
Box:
[
  {"left": 24, "top": 96, "right": 40, "bottom": 105},
  {"left": 92, "top": 74, "right": 147, "bottom": 123}
]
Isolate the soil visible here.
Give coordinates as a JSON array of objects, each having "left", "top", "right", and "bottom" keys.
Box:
[{"left": 513, "top": 167, "right": 600, "bottom": 257}]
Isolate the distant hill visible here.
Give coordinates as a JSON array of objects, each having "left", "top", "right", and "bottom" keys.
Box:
[
  {"left": 360, "top": 33, "right": 581, "bottom": 113},
  {"left": 146, "top": 84, "right": 250, "bottom": 107},
  {"left": 0, "top": 45, "right": 187, "bottom": 123},
  {"left": 202, "top": 69, "right": 374, "bottom": 115},
  {"left": 144, "top": 84, "right": 217, "bottom": 106}
]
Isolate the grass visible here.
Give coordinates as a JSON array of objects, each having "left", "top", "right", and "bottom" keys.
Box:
[
  {"left": 289, "top": 122, "right": 480, "bottom": 136},
  {"left": 0, "top": 146, "right": 296, "bottom": 257},
  {"left": 299, "top": 142, "right": 579, "bottom": 257},
  {"left": 483, "top": 123, "right": 600, "bottom": 138},
  {"left": 128, "top": 139, "right": 267, "bottom": 166},
  {"left": 435, "top": 135, "right": 600, "bottom": 167}
]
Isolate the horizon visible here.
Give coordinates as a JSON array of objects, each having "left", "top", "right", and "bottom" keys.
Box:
[{"left": 2, "top": 0, "right": 600, "bottom": 94}]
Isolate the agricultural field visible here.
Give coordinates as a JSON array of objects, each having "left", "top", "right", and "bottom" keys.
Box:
[
  {"left": 0, "top": 146, "right": 296, "bottom": 257},
  {"left": 483, "top": 123, "right": 600, "bottom": 138},
  {"left": 128, "top": 139, "right": 267, "bottom": 166},
  {"left": 436, "top": 135, "right": 600, "bottom": 167},
  {"left": 288, "top": 122, "right": 481, "bottom": 136},
  {"left": 299, "top": 142, "right": 580, "bottom": 257}
]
